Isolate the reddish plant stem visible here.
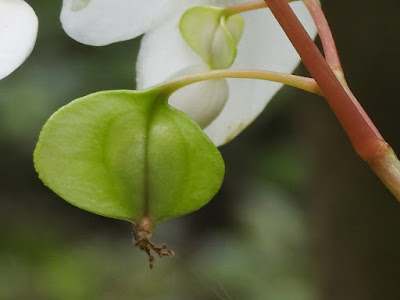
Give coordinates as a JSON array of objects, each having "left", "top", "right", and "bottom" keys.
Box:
[
  {"left": 302, "top": 0, "right": 342, "bottom": 72},
  {"left": 263, "top": 0, "right": 400, "bottom": 201},
  {"left": 263, "top": 0, "right": 385, "bottom": 161}
]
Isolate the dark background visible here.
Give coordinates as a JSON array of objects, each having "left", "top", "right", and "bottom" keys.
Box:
[{"left": 0, "top": 1, "right": 399, "bottom": 299}]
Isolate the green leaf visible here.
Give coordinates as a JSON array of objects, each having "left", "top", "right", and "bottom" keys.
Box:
[
  {"left": 179, "top": 6, "right": 244, "bottom": 69},
  {"left": 34, "top": 89, "right": 225, "bottom": 225}
]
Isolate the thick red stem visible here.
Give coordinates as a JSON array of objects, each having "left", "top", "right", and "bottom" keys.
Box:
[{"left": 263, "top": 0, "right": 385, "bottom": 160}]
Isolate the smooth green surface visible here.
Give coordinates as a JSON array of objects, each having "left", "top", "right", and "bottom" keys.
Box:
[
  {"left": 179, "top": 6, "right": 244, "bottom": 69},
  {"left": 34, "top": 89, "right": 224, "bottom": 224}
]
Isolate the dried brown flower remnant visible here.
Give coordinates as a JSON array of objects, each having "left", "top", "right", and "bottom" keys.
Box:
[{"left": 132, "top": 217, "right": 175, "bottom": 268}]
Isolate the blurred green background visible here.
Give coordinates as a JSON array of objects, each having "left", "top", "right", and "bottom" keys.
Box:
[{"left": 1, "top": 1, "right": 399, "bottom": 299}]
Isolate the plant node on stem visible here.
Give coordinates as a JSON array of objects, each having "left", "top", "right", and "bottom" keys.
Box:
[
  {"left": 368, "top": 144, "right": 400, "bottom": 200},
  {"left": 132, "top": 217, "right": 175, "bottom": 268}
]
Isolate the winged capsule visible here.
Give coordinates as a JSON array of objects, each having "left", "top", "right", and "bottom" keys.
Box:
[{"left": 34, "top": 87, "right": 225, "bottom": 267}]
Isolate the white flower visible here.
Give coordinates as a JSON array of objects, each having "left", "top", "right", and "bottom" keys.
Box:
[
  {"left": 60, "top": 0, "right": 169, "bottom": 46},
  {"left": 0, "top": 0, "right": 38, "bottom": 80},
  {"left": 61, "top": 0, "right": 317, "bottom": 146}
]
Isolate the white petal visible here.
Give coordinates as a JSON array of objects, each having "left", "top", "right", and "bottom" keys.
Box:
[
  {"left": 168, "top": 65, "right": 229, "bottom": 128},
  {"left": 136, "top": 4, "right": 204, "bottom": 89},
  {"left": 136, "top": 1, "right": 231, "bottom": 128},
  {"left": 0, "top": 0, "right": 38, "bottom": 80},
  {"left": 136, "top": 0, "right": 236, "bottom": 87},
  {"left": 204, "top": 2, "right": 317, "bottom": 146},
  {"left": 137, "top": 1, "right": 317, "bottom": 146},
  {"left": 60, "top": 0, "right": 169, "bottom": 46}
]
